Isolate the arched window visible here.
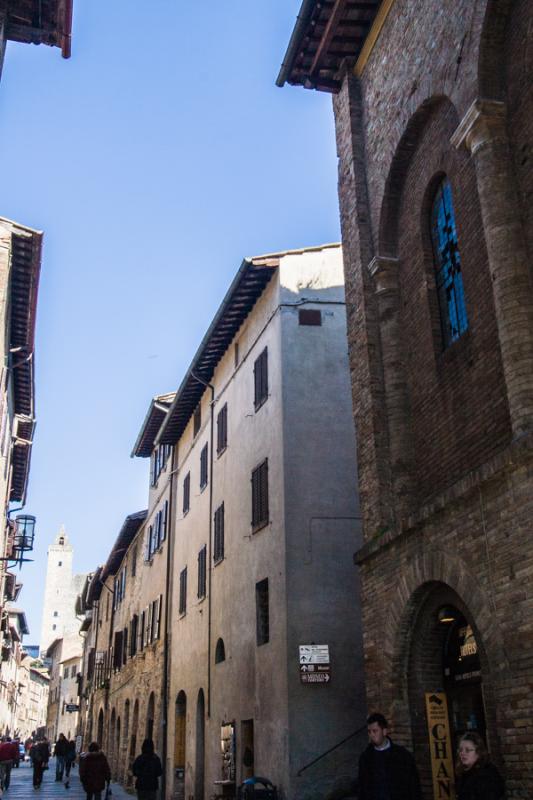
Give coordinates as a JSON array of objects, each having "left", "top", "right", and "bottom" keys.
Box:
[
  {"left": 430, "top": 178, "right": 468, "bottom": 348},
  {"left": 215, "top": 638, "right": 225, "bottom": 664}
]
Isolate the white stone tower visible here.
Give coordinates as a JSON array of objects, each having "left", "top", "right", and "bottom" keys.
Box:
[{"left": 39, "top": 526, "right": 77, "bottom": 656}]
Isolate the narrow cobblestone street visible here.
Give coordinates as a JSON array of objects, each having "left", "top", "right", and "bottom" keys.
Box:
[{"left": 4, "top": 760, "right": 131, "bottom": 800}]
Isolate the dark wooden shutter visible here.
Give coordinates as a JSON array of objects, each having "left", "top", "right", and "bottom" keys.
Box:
[
  {"left": 113, "top": 631, "right": 123, "bottom": 670},
  {"left": 214, "top": 504, "right": 224, "bottom": 563},
  {"left": 254, "top": 348, "right": 268, "bottom": 409},
  {"left": 87, "top": 648, "right": 95, "bottom": 680},
  {"left": 252, "top": 459, "right": 269, "bottom": 530}
]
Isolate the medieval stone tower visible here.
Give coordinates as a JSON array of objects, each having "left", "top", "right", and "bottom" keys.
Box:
[{"left": 39, "top": 527, "right": 85, "bottom": 656}]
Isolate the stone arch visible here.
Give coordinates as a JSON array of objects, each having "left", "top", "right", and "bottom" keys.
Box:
[
  {"left": 146, "top": 692, "right": 155, "bottom": 742},
  {"left": 97, "top": 708, "right": 104, "bottom": 747},
  {"left": 378, "top": 95, "right": 460, "bottom": 259},
  {"left": 215, "top": 638, "right": 226, "bottom": 664}
]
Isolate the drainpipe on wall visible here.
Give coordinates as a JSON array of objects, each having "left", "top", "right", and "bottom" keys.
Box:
[
  {"left": 190, "top": 371, "right": 215, "bottom": 718},
  {"left": 161, "top": 446, "right": 177, "bottom": 800}
]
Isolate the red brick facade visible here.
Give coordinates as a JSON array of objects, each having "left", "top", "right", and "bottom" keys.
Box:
[
  {"left": 332, "top": 2, "right": 533, "bottom": 797},
  {"left": 280, "top": 0, "right": 533, "bottom": 797}
]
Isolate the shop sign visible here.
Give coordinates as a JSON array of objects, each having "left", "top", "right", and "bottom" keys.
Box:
[
  {"left": 425, "top": 692, "right": 455, "bottom": 800},
  {"left": 65, "top": 703, "right": 79, "bottom": 713}
]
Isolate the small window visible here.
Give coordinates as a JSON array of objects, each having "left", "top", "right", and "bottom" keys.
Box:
[
  {"left": 197, "top": 546, "right": 207, "bottom": 599},
  {"left": 53, "top": 611, "right": 58, "bottom": 617},
  {"left": 193, "top": 405, "right": 201, "bottom": 437},
  {"left": 58, "top": 561, "right": 62, "bottom": 567},
  {"left": 52, "top": 624, "right": 56, "bottom": 631},
  {"left": 130, "top": 615, "right": 138, "bottom": 657},
  {"left": 161, "top": 500, "right": 168, "bottom": 542},
  {"left": 183, "top": 472, "right": 191, "bottom": 515},
  {"left": 122, "top": 628, "right": 128, "bottom": 665},
  {"left": 234, "top": 342, "right": 239, "bottom": 368},
  {"left": 430, "top": 177, "right": 468, "bottom": 348},
  {"left": 255, "top": 579, "right": 269, "bottom": 646},
  {"left": 214, "top": 503, "right": 225, "bottom": 564},
  {"left": 215, "top": 638, "right": 226, "bottom": 664},
  {"left": 179, "top": 567, "right": 188, "bottom": 615},
  {"left": 200, "top": 444, "right": 208, "bottom": 489},
  {"left": 131, "top": 545, "right": 137, "bottom": 578},
  {"left": 298, "top": 308, "right": 322, "bottom": 326},
  {"left": 217, "top": 404, "right": 228, "bottom": 455},
  {"left": 251, "top": 459, "right": 269, "bottom": 532},
  {"left": 59, "top": 537, "right": 64, "bottom": 546},
  {"left": 254, "top": 348, "right": 268, "bottom": 410}
]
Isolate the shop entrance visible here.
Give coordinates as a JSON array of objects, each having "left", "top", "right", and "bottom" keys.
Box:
[{"left": 407, "top": 587, "right": 491, "bottom": 798}]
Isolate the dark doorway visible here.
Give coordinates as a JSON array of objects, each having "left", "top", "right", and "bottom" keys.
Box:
[{"left": 241, "top": 720, "right": 254, "bottom": 781}]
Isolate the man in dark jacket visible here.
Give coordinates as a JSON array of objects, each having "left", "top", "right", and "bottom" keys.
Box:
[{"left": 358, "top": 713, "right": 422, "bottom": 800}]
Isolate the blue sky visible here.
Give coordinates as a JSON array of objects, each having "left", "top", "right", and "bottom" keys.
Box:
[{"left": 0, "top": 1, "right": 340, "bottom": 641}]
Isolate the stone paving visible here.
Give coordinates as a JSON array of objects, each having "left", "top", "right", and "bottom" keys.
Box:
[{"left": 3, "top": 758, "right": 132, "bottom": 799}]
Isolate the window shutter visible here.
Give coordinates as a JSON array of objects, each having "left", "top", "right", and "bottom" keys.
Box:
[
  {"left": 139, "top": 610, "right": 146, "bottom": 651},
  {"left": 146, "top": 605, "right": 152, "bottom": 644},
  {"left": 113, "top": 631, "right": 123, "bottom": 670},
  {"left": 87, "top": 648, "right": 95, "bottom": 680},
  {"left": 156, "top": 594, "right": 162, "bottom": 639},
  {"left": 162, "top": 500, "right": 168, "bottom": 542},
  {"left": 123, "top": 627, "right": 128, "bottom": 665}
]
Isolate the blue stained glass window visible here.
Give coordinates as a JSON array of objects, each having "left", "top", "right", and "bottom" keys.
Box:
[{"left": 431, "top": 178, "right": 468, "bottom": 348}]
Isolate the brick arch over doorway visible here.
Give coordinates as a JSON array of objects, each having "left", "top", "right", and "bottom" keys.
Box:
[{"left": 379, "top": 549, "right": 507, "bottom": 750}]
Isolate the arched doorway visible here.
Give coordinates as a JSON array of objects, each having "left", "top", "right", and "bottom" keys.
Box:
[
  {"left": 195, "top": 689, "right": 205, "bottom": 800},
  {"left": 97, "top": 709, "right": 104, "bottom": 747},
  {"left": 406, "top": 584, "right": 493, "bottom": 796},
  {"left": 146, "top": 693, "right": 155, "bottom": 742}
]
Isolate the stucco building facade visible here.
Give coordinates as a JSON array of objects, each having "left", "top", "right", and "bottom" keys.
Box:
[
  {"left": 156, "top": 244, "right": 365, "bottom": 800},
  {"left": 279, "top": 1, "right": 533, "bottom": 798}
]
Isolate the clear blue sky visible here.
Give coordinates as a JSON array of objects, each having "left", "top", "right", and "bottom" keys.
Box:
[{"left": 0, "top": 1, "right": 340, "bottom": 642}]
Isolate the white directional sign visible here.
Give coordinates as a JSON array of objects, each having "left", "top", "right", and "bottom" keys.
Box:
[
  {"left": 299, "top": 644, "right": 330, "bottom": 664},
  {"left": 299, "top": 645, "right": 331, "bottom": 684}
]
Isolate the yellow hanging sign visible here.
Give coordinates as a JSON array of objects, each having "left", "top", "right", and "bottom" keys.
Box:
[{"left": 425, "top": 692, "right": 456, "bottom": 800}]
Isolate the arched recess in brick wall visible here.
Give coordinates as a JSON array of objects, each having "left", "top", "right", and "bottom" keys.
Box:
[
  {"left": 381, "top": 549, "right": 505, "bottom": 762},
  {"left": 97, "top": 707, "right": 104, "bottom": 747},
  {"left": 378, "top": 95, "right": 459, "bottom": 259}
]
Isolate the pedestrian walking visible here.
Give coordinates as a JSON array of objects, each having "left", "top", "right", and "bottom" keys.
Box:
[
  {"left": 79, "top": 742, "right": 111, "bottom": 800},
  {"left": 0, "top": 736, "right": 19, "bottom": 790},
  {"left": 132, "top": 739, "right": 163, "bottom": 800},
  {"left": 29, "top": 739, "right": 50, "bottom": 789},
  {"left": 358, "top": 712, "right": 422, "bottom": 800},
  {"left": 55, "top": 733, "right": 69, "bottom": 781},
  {"left": 64, "top": 739, "right": 77, "bottom": 788},
  {"left": 456, "top": 732, "right": 505, "bottom": 800}
]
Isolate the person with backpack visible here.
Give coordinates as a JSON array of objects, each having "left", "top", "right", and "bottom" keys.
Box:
[
  {"left": 132, "top": 739, "right": 163, "bottom": 800},
  {"left": 29, "top": 739, "right": 50, "bottom": 789}
]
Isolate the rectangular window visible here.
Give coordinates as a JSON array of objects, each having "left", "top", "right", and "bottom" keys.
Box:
[
  {"left": 255, "top": 579, "right": 269, "bottom": 646},
  {"left": 151, "top": 443, "right": 172, "bottom": 486},
  {"left": 145, "top": 605, "right": 152, "bottom": 645},
  {"left": 183, "top": 472, "right": 190, "bottom": 514},
  {"left": 200, "top": 444, "right": 208, "bottom": 489},
  {"left": 193, "top": 404, "right": 201, "bottom": 437},
  {"left": 145, "top": 526, "right": 153, "bottom": 561},
  {"left": 214, "top": 503, "right": 225, "bottom": 564},
  {"left": 251, "top": 459, "right": 269, "bottom": 532},
  {"left": 131, "top": 545, "right": 137, "bottom": 577},
  {"left": 113, "top": 631, "right": 123, "bottom": 670},
  {"left": 298, "top": 308, "right": 322, "bottom": 326},
  {"left": 217, "top": 404, "right": 228, "bottom": 454},
  {"left": 130, "top": 615, "right": 138, "bottom": 657},
  {"left": 122, "top": 627, "right": 128, "bottom": 665},
  {"left": 179, "top": 567, "right": 188, "bottom": 615},
  {"left": 156, "top": 595, "right": 162, "bottom": 640},
  {"left": 254, "top": 347, "right": 268, "bottom": 410},
  {"left": 197, "top": 546, "right": 207, "bottom": 599},
  {"left": 234, "top": 341, "right": 239, "bottom": 368}
]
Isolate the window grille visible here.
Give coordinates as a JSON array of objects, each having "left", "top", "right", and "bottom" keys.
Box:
[
  {"left": 255, "top": 579, "right": 269, "bottom": 646},
  {"left": 251, "top": 459, "right": 269, "bottom": 532},
  {"left": 179, "top": 567, "right": 187, "bottom": 615},
  {"left": 200, "top": 444, "right": 208, "bottom": 489},
  {"left": 254, "top": 347, "right": 268, "bottom": 410},
  {"left": 430, "top": 177, "right": 468, "bottom": 348},
  {"left": 214, "top": 503, "right": 225, "bottom": 564},
  {"left": 197, "top": 546, "right": 207, "bottom": 598},
  {"left": 217, "top": 404, "right": 228, "bottom": 454},
  {"left": 183, "top": 473, "right": 190, "bottom": 514}
]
